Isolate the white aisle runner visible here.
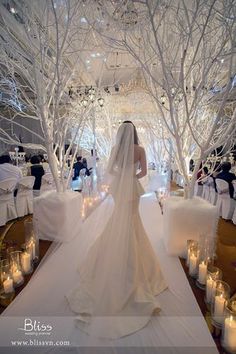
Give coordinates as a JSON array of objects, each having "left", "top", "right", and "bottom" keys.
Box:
[{"left": 0, "top": 192, "right": 218, "bottom": 354}]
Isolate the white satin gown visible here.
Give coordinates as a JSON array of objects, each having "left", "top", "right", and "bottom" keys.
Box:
[{"left": 66, "top": 166, "right": 167, "bottom": 339}]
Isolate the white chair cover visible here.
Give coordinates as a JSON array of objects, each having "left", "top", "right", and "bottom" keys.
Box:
[
  {"left": 215, "top": 179, "right": 236, "bottom": 220},
  {"left": 40, "top": 173, "right": 56, "bottom": 194},
  {"left": 15, "top": 176, "right": 35, "bottom": 217},
  {"left": 0, "top": 178, "right": 18, "bottom": 226},
  {"left": 208, "top": 177, "right": 217, "bottom": 205},
  {"left": 202, "top": 177, "right": 210, "bottom": 201},
  {"left": 194, "top": 182, "right": 203, "bottom": 197}
]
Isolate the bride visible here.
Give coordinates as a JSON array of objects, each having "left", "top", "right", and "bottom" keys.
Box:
[{"left": 66, "top": 121, "right": 167, "bottom": 339}]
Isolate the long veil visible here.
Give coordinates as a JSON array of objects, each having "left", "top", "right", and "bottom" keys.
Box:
[{"left": 66, "top": 122, "right": 167, "bottom": 338}]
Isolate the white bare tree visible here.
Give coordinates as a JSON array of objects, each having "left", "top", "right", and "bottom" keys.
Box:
[
  {"left": 0, "top": 0, "right": 93, "bottom": 192},
  {"left": 96, "top": 0, "right": 236, "bottom": 197}
]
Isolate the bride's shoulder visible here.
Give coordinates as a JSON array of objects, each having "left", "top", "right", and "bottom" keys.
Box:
[{"left": 134, "top": 145, "right": 145, "bottom": 153}]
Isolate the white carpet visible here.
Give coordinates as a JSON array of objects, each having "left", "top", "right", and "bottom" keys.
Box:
[{"left": 0, "top": 190, "right": 218, "bottom": 354}]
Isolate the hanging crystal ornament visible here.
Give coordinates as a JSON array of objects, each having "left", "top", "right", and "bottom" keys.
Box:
[
  {"left": 120, "top": 68, "right": 149, "bottom": 95},
  {"left": 95, "top": 0, "right": 148, "bottom": 31}
]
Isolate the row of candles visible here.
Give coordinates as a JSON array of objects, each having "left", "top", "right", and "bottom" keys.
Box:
[
  {"left": 0, "top": 221, "right": 38, "bottom": 301},
  {"left": 186, "top": 238, "right": 236, "bottom": 353},
  {"left": 81, "top": 184, "right": 109, "bottom": 219}
]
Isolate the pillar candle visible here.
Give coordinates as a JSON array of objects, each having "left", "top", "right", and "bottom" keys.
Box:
[
  {"left": 224, "top": 316, "right": 236, "bottom": 351},
  {"left": 206, "top": 278, "right": 216, "bottom": 303},
  {"left": 12, "top": 269, "right": 24, "bottom": 285},
  {"left": 198, "top": 261, "right": 207, "bottom": 285},
  {"left": 189, "top": 254, "right": 197, "bottom": 276},
  {"left": 213, "top": 295, "right": 225, "bottom": 324},
  {"left": 21, "top": 252, "right": 31, "bottom": 273},
  {"left": 3, "top": 277, "right": 14, "bottom": 294}
]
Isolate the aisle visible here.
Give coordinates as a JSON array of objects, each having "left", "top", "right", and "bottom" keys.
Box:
[{"left": 0, "top": 192, "right": 218, "bottom": 354}]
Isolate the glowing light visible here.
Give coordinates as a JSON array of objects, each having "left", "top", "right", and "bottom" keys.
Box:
[{"left": 80, "top": 17, "right": 87, "bottom": 23}]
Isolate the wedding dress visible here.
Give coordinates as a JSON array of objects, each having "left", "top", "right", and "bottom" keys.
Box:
[{"left": 66, "top": 122, "right": 167, "bottom": 339}]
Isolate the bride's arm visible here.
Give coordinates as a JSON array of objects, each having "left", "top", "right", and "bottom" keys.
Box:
[{"left": 136, "top": 147, "right": 147, "bottom": 179}]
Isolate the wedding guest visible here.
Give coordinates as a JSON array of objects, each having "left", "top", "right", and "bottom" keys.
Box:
[
  {"left": 0, "top": 154, "right": 22, "bottom": 182},
  {"left": 73, "top": 156, "right": 91, "bottom": 180},
  {"left": 216, "top": 162, "right": 236, "bottom": 198},
  {"left": 30, "top": 155, "right": 45, "bottom": 190}
]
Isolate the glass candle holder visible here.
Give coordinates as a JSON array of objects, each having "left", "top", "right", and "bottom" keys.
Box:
[
  {"left": 205, "top": 265, "right": 222, "bottom": 306},
  {"left": 211, "top": 280, "right": 231, "bottom": 328},
  {"left": 199, "top": 234, "right": 215, "bottom": 260},
  {"left": 186, "top": 240, "right": 198, "bottom": 267},
  {"left": 9, "top": 251, "right": 24, "bottom": 287},
  {"left": 188, "top": 244, "right": 199, "bottom": 278},
  {"left": 24, "top": 220, "right": 39, "bottom": 263},
  {"left": 221, "top": 299, "right": 236, "bottom": 353},
  {"left": 0, "top": 259, "right": 14, "bottom": 295}
]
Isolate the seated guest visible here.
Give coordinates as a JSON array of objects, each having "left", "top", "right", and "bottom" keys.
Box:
[
  {"left": 216, "top": 162, "right": 236, "bottom": 198},
  {"left": 73, "top": 156, "right": 90, "bottom": 180},
  {"left": 0, "top": 154, "right": 22, "bottom": 182},
  {"left": 30, "top": 155, "right": 45, "bottom": 190}
]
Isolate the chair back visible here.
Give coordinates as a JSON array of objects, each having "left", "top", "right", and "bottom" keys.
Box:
[
  {"left": 40, "top": 173, "right": 56, "bottom": 193},
  {"left": 208, "top": 176, "right": 214, "bottom": 187},
  {"left": 18, "top": 176, "right": 35, "bottom": 191},
  {"left": 215, "top": 179, "right": 229, "bottom": 194},
  {"left": 0, "top": 178, "right": 17, "bottom": 193}
]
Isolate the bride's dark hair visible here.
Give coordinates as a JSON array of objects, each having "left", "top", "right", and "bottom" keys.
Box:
[{"left": 122, "top": 120, "right": 139, "bottom": 145}]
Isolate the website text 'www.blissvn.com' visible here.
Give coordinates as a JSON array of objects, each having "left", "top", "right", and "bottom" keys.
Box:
[{"left": 11, "top": 339, "right": 70, "bottom": 347}]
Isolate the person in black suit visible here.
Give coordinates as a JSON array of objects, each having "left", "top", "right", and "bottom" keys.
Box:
[
  {"left": 216, "top": 162, "right": 236, "bottom": 198},
  {"left": 30, "top": 155, "right": 45, "bottom": 190},
  {"left": 73, "top": 156, "right": 90, "bottom": 180}
]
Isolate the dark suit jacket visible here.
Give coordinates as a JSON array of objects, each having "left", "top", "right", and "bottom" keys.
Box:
[
  {"left": 30, "top": 165, "right": 45, "bottom": 190},
  {"left": 215, "top": 171, "right": 236, "bottom": 198},
  {"left": 73, "top": 161, "right": 90, "bottom": 179}
]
